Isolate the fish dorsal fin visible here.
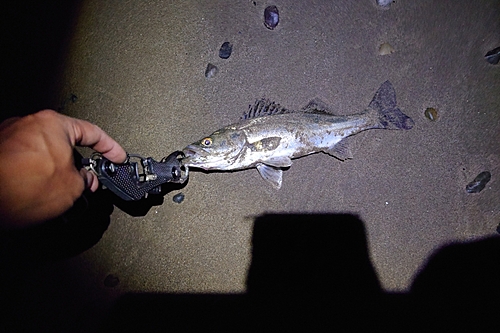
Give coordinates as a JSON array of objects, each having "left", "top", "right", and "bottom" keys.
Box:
[
  {"left": 301, "top": 98, "right": 337, "bottom": 115},
  {"left": 241, "top": 98, "right": 335, "bottom": 120},
  {"left": 241, "top": 99, "right": 291, "bottom": 120}
]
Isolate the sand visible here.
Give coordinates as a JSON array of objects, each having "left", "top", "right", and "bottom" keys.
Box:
[{"left": 2, "top": 0, "right": 499, "bottom": 331}]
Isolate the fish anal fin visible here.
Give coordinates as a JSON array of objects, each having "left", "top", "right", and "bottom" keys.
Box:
[
  {"left": 256, "top": 163, "right": 283, "bottom": 189},
  {"left": 325, "top": 137, "right": 353, "bottom": 161}
]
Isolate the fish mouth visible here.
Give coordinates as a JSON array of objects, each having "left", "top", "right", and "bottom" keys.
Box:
[
  {"left": 181, "top": 145, "right": 222, "bottom": 169},
  {"left": 181, "top": 145, "right": 206, "bottom": 167},
  {"left": 182, "top": 145, "right": 205, "bottom": 158},
  {"left": 182, "top": 144, "right": 238, "bottom": 170}
]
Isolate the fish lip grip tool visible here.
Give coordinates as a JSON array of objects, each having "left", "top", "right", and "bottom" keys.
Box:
[{"left": 82, "top": 151, "right": 189, "bottom": 201}]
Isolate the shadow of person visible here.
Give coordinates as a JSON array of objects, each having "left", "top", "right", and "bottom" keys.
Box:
[
  {"left": 410, "top": 235, "right": 500, "bottom": 332},
  {"left": 101, "top": 215, "right": 500, "bottom": 332},
  {"left": 100, "top": 213, "right": 384, "bottom": 332},
  {"left": 6, "top": 212, "right": 499, "bottom": 332},
  {"left": 246, "top": 213, "right": 382, "bottom": 331},
  {"left": 247, "top": 213, "right": 381, "bottom": 296}
]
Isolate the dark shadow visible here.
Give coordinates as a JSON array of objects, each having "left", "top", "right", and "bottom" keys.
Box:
[
  {"left": 246, "top": 213, "right": 384, "bottom": 332},
  {"left": 247, "top": 213, "right": 381, "bottom": 296},
  {"left": 100, "top": 214, "right": 387, "bottom": 332},
  {"left": 0, "top": 187, "right": 115, "bottom": 333},
  {"left": 410, "top": 236, "right": 500, "bottom": 332},
  {"left": 0, "top": 187, "right": 113, "bottom": 264},
  {"left": 1, "top": 1, "right": 83, "bottom": 121},
  {"left": 4, "top": 213, "right": 500, "bottom": 332},
  {"left": 111, "top": 180, "right": 187, "bottom": 217},
  {"left": 110, "top": 192, "right": 165, "bottom": 217},
  {"left": 99, "top": 215, "right": 500, "bottom": 333}
]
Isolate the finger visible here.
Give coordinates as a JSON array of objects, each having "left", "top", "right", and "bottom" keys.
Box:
[
  {"left": 66, "top": 116, "right": 127, "bottom": 163},
  {"left": 79, "top": 168, "right": 99, "bottom": 192}
]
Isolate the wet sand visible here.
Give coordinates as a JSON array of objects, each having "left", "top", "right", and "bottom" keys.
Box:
[{"left": 2, "top": 0, "right": 500, "bottom": 331}]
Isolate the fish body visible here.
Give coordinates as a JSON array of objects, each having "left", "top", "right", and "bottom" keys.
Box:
[{"left": 182, "top": 81, "right": 414, "bottom": 189}]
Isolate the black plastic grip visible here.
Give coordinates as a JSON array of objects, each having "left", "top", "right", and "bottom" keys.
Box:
[{"left": 94, "top": 152, "right": 186, "bottom": 201}]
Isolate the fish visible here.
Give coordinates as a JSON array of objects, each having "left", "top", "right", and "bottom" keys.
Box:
[{"left": 182, "top": 81, "right": 414, "bottom": 189}]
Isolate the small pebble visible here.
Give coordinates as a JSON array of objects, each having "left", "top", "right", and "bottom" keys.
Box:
[
  {"left": 424, "top": 107, "right": 438, "bottom": 121},
  {"left": 104, "top": 274, "right": 119, "bottom": 288},
  {"left": 376, "top": 0, "right": 393, "bottom": 8},
  {"left": 496, "top": 223, "right": 500, "bottom": 235},
  {"left": 264, "top": 5, "right": 279, "bottom": 30},
  {"left": 378, "top": 42, "right": 395, "bottom": 55},
  {"left": 205, "top": 63, "right": 218, "bottom": 79},
  {"left": 219, "top": 42, "right": 233, "bottom": 59},
  {"left": 466, "top": 171, "right": 491, "bottom": 193},
  {"left": 173, "top": 192, "right": 185, "bottom": 204},
  {"left": 485, "top": 46, "right": 500, "bottom": 65}
]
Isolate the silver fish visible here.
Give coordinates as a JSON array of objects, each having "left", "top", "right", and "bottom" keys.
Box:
[{"left": 182, "top": 81, "right": 414, "bottom": 189}]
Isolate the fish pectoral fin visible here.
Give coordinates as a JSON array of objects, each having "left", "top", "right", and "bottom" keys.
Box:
[
  {"left": 256, "top": 163, "right": 283, "bottom": 189},
  {"left": 261, "top": 156, "right": 292, "bottom": 168},
  {"left": 324, "top": 137, "right": 353, "bottom": 161}
]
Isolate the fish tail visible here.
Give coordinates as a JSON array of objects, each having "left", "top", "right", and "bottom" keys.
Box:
[{"left": 369, "top": 81, "right": 414, "bottom": 130}]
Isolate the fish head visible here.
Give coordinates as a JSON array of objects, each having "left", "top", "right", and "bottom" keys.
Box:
[{"left": 182, "top": 126, "right": 247, "bottom": 170}]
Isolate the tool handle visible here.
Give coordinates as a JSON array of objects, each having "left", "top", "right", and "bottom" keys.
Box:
[{"left": 84, "top": 151, "right": 188, "bottom": 201}]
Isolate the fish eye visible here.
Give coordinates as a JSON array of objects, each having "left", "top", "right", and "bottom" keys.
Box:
[{"left": 201, "top": 137, "right": 212, "bottom": 146}]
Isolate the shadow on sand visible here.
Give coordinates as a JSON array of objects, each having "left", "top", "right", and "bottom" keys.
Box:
[
  {"left": 2, "top": 212, "right": 499, "bottom": 332},
  {"left": 98, "top": 213, "right": 500, "bottom": 332}
]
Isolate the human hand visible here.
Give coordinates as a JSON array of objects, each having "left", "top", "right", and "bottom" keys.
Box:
[{"left": 0, "top": 110, "right": 126, "bottom": 228}]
